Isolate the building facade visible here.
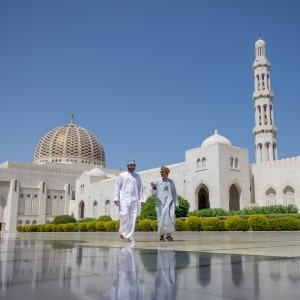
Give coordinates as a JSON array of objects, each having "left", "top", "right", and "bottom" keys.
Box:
[{"left": 1, "top": 37, "right": 300, "bottom": 231}]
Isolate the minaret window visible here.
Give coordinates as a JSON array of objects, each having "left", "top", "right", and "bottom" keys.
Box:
[
  {"left": 258, "top": 106, "right": 262, "bottom": 125},
  {"left": 264, "top": 105, "right": 268, "bottom": 125}
]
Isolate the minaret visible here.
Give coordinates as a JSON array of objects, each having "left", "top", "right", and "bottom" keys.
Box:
[{"left": 252, "top": 36, "right": 278, "bottom": 163}]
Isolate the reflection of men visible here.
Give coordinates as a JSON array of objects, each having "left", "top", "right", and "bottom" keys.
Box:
[
  {"left": 152, "top": 249, "right": 178, "bottom": 300},
  {"left": 111, "top": 246, "right": 144, "bottom": 300},
  {"left": 114, "top": 160, "right": 145, "bottom": 243}
]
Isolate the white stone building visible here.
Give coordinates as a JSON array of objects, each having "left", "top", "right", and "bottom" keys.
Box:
[{"left": 1, "top": 37, "right": 299, "bottom": 231}]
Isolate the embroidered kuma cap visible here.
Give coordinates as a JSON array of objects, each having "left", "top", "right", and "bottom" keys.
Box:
[
  {"left": 127, "top": 160, "right": 136, "bottom": 165},
  {"left": 160, "top": 166, "right": 170, "bottom": 174}
]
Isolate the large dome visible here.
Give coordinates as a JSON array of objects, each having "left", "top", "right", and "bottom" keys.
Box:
[{"left": 33, "top": 116, "right": 105, "bottom": 166}]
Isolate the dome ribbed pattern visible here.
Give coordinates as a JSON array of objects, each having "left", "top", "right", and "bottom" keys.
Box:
[{"left": 33, "top": 119, "right": 105, "bottom": 166}]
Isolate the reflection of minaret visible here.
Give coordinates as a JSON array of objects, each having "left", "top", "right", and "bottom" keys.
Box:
[
  {"left": 252, "top": 36, "right": 278, "bottom": 163},
  {"left": 197, "top": 253, "right": 211, "bottom": 286},
  {"left": 231, "top": 254, "right": 244, "bottom": 286}
]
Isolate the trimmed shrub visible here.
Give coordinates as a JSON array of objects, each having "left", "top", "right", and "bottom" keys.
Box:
[
  {"left": 98, "top": 215, "right": 112, "bottom": 222},
  {"left": 45, "top": 224, "right": 54, "bottom": 232},
  {"left": 95, "top": 221, "right": 106, "bottom": 231},
  {"left": 175, "top": 218, "right": 185, "bottom": 231},
  {"left": 175, "top": 196, "right": 190, "bottom": 218},
  {"left": 189, "top": 208, "right": 227, "bottom": 217},
  {"left": 39, "top": 224, "right": 46, "bottom": 232},
  {"left": 202, "top": 217, "right": 220, "bottom": 231},
  {"left": 218, "top": 220, "right": 226, "bottom": 231},
  {"left": 105, "top": 220, "right": 118, "bottom": 232},
  {"left": 185, "top": 216, "right": 202, "bottom": 231},
  {"left": 140, "top": 196, "right": 156, "bottom": 220},
  {"left": 139, "top": 219, "right": 153, "bottom": 231},
  {"left": 248, "top": 214, "right": 269, "bottom": 231},
  {"left": 135, "top": 221, "right": 141, "bottom": 231},
  {"left": 225, "top": 216, "right": 248, "bottom": 231},
  {"left": 52, "top": 215, "right": 76, "bottom": 225},
  {"left": 268, "top": 216, "right": 300, "bottom": 231},
  {"left": 28, "top": 224, "right": 39, "bottom": 232},
  {"left": 115, "top": 220, "right": 120, "bottom": 231},
  {"left": 87, "top": 221, "right": 97, "bottom": 232},
  {"left": 150, "top": 220, "right": 158, "bottom": 231},
  {"left": 57, "top": 224, "right": 64, "bottom": 232},
  {"left": 78, "top": 222, "right": 88, "bottom": 232},
  {"left": 63, "top": 223, "right": 76, "bottom": 232},
  {"left": 140, "top": 195, "right": 190, "bottom": 220}
]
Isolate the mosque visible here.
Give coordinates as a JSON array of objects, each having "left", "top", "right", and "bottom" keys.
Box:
[{"left": 1, "top": 37, "right": 300, "bottom": 232}]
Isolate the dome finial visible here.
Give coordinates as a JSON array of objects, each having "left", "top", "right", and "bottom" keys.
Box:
[
  {"left": 71, "top": 114, "right": 74, "bottom": 124},
  {"left": 214, "top": 129, "right": 218, "bottom": 135}
]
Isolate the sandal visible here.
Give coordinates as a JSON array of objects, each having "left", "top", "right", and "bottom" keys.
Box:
[
  {"left": 160, "top": 235, "right": 165, "bottom": 242},
  {"left": 128, "top": 237, "right": 136, "bottom": 243},
  {"left": 166, "top": 234, "right": 174, "bottom": 241}
]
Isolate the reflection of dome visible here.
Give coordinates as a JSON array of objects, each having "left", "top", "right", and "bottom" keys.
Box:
[
  {"left": 201, "top": 130, "right": 232, "bottom": 148},
  {"left": 33, "top": 116, "right": 105, "bottom": 166}
]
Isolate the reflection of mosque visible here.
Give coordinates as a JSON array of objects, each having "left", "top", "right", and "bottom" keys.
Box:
[{"left": 1, "top": 238, "right": 300, "bottom": 299}]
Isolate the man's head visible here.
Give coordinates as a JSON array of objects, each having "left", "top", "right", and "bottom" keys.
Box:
[
  {"left": 127, "top": 160, "right": 136, "bottom": 173},
  {"left": 160, "top": 166, "right": 170, "bottom": 179}
]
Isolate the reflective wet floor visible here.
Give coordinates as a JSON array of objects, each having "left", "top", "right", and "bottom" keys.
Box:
[{"left": 1, "top": 231, "right": 300, "bottom": 299}]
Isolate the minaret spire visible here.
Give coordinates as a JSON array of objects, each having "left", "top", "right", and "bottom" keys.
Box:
[{"left": 252, "top": 37, "right": 278, "bottom": 163}]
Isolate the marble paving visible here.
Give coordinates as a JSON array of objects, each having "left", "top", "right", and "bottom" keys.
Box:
[{"left": 1, "top": 231, "right": 300, "bottom": 299}]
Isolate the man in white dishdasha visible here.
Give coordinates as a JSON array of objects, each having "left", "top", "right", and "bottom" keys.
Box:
[{"left": 114, "top": 160, "right": 145, "bottom": 243}]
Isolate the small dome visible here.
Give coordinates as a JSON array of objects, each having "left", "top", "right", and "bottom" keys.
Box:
[
  {"left": 201, "top": 130, "right": 232, "bottom": 148},
  {"left": 255, "top": 38, "right": 265, "bottom": 47},
  {"left": 33, "top": 116, "right": 105, "bottom": 166},
  {"left": 87, "top": 167, "right": 107, "bottom": 178}
]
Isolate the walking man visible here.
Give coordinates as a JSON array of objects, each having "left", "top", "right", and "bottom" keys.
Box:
[
  {"left": 114, "top": 160, "right": 145, "bottom": 243},
  {"left": 151, "top": 166, "right": 178, "bottom": 241}
]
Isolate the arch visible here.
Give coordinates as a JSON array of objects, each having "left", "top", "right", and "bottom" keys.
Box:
[
  {"left": 79, "top": 200, "right": 85, "bottom": 219},
  {"left": 196, "top": 184, "right": 209, "bottom": 210},
  {"left": 266, "top": 187, "right": 276, "bottom": 206},
  {"left": 229, "top": 184, "right": 240, "bottom": 211},
  {"left": 92, "top": 201, "right": 98, "bottom": 219},
  {"left": 283, "top": 185, "right": 295, "bottom": 205},
  {"left": 105, "top": 200, "right": 110, "bottom": 215}
]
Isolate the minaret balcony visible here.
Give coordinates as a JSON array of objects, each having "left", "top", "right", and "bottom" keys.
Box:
[
  {"left": 252, "top": 90, "right": 274, "bottom": 100},
  {"left": 253, "top": 125, "right": 278, "bottom": 134}
]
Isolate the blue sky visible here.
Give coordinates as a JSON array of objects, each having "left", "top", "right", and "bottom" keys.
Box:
[{"left": 1, "top": 0, "right": 300, "bottom": 171}]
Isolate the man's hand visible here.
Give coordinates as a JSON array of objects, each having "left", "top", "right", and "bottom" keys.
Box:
[{"left": 114, "top": 200, "right": 120, "bottom": 206}]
